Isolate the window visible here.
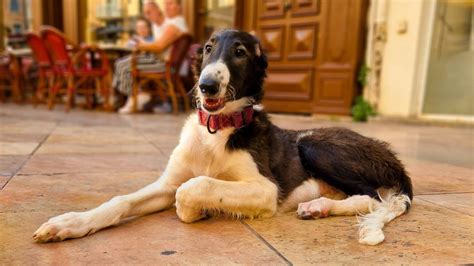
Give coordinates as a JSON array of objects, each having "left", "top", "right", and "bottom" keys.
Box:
[{"left": 423, "top": 0, "right": 473, "bottom": 116}]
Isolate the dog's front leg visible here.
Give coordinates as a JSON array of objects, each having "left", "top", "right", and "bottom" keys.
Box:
[
  {"left": 175, "top": 176, "right": 278, "bottom": 223},
  {"left": 33, "top": 146, "right": 193, "bottom": 243}
]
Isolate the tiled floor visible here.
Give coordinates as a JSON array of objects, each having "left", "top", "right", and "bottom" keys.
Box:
[{"left": 1, "top": 103, "right": 473, "bottom": 264}]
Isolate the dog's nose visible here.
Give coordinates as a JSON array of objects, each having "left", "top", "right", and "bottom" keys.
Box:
[{"left": 199, "top": 79, "right": 219, "bottom": 96}]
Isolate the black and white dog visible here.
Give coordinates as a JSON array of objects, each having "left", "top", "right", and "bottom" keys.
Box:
[{"left": 34, "top": 30, "right": 413, "bottom": 245}]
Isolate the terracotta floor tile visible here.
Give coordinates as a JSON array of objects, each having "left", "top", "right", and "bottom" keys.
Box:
[
  {"left": 1, "top": 104, "right": 473, "bottom": 264},
  {"left": 158, "top": 146, "right": 176, "bottom": 158},
  {"left": 52, "top": 125, "right": 137, "bottom": 135},
  {"left": 0, "top": 133, "right": 47, "bottom": 143},
  {"left": 1, "top": 104, "right": 127, "bottom": 127},
  {"left": 246, "top": 198, "right": 473, "bottom": 264},
  {"left": 1, "top": 172, "right": 160, "bottom": 213},
  {"left": 0, "top": 175, "right": 11, "bottom": 189},
  {"left": 0, "top": 155, "right": 29, "bottom": 176},
  {"left": 124, "top": 114, "right": 187, "bottom": 130},
  {"left": 391, "top": 138, "right": 473, "bottom": 169},
  {"left": 0, "top": 210, "right": 286, "bottom": 265},
  {"left": 0, "top": 142, "right": 39, "bottom": 155},
  {"left": 147, "top": 134, "right": 181, "bottom": 148},
  {"left": 19, "top": 154, "right": 167, "bottom": 175},
  {"left": 36, "top": 143, "right": 159, "bottom": 154},
  {"left": 0, "top": 119, "right": 56, "bottom": 134},
  {"left": 402, "top": 158, "right": 474, "bottom": 195},
  {"left": 45, "top": 133, "right": 148, "bottom": 145},
  {"left": 417, "top": 193, "right": 474, "bottom": 216}
]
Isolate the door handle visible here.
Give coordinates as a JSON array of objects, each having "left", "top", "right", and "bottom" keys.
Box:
[{"left": 284, "top": 0, "right": 292, "bottom": 11}]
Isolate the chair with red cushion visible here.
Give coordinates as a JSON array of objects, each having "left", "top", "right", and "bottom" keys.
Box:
[
  {"left": 131, "top": 34, "right": 193, "bottom": 114},
  {"left": 40, "top": 26, "right": 111, "bottom": 111},
  {"left": 25, "top": 32, "right": 55, "bottom": 104}
]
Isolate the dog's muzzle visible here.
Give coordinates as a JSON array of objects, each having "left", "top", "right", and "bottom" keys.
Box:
[
  {"left": 198, "top": 61, "right": 231, "bottom": 112},
  {"left": 199, "top": 78, "right": 219, "bottom": 96}
]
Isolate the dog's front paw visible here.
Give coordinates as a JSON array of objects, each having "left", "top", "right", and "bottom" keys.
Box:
[
  {"left": 33, "top": 212, "right": 95, "bottom": 243},
  {"left": 175, "top": 176, "right": 209, "bottom": 223},
  {"left": 175, "top": 201, "right": 207, "bottom": 223}
]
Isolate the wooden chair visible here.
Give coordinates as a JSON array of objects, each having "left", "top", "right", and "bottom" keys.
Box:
[
  {"left": 131, "top": 34, "right": 192, "bottom": 114},
  {"left": 25, "top": 33, "right": 55, "bottom": 105},
  {"left": 181, "top": 43, "right": 203, "bottom": 96},
  {"left": 40, "top": 26, "right": 111, "bottom": 111},
  {"left": 0, "top": 53, "right": 21, "bottom": 102}
]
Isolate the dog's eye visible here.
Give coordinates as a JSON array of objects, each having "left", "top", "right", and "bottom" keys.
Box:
[
  {"left": 205, "top": 45, "right": 212, "bottom": 54},
  {"left": 234, "top": 48, "right": 245, "bottom": 57}
]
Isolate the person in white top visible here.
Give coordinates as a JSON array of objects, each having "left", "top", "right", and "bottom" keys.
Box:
[
  {"left": 113, "top": 0, "right": 188, "bottom": 114},
  {"left": 136, "top": 0, "right": 189, "bottom": 59}
]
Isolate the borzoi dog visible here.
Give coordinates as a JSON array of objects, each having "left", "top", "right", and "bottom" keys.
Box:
[{"left": 34, "top": 29, "right": 413, "bottom": 245}]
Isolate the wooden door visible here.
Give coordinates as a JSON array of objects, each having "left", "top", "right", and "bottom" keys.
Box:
[{"left": 247, "top": 0, "right": 367, "bottom": 114}]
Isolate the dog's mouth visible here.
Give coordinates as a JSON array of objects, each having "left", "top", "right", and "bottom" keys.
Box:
[{"left": 202, "top": 98, "right": 225, "bottom": 112}]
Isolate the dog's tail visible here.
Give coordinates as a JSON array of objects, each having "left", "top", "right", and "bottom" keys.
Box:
[{"left": 357, "top": 189, "right": 411, "bottom": 245}]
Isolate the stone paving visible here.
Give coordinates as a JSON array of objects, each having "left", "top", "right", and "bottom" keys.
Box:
[{"left": 0, "top": 103, "right": 473, "bottom": 265}]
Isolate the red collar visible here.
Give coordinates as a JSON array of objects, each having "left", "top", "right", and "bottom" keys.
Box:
[{"left": 197, "top": 106, "right": 254, "bottom": 134}]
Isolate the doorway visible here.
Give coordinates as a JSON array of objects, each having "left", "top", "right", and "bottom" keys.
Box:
[{"left": 245, "top": 0, "right": 368, "bottom": 114}]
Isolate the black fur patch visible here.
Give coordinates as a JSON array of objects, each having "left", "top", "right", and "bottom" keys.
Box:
[
  {"left": 227, "top": 111, "right": 311, "bottom": 199},
  {"left": 297, "top": 128, "right": 413, "bottom": 201}
]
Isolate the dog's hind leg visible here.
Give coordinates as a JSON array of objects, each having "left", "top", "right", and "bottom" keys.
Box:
[
  {"left": 357, "top": 191, "right": 410, "bottom": 245},
  {"left": 296, "top": 191, "right": 411, "bottom": 245},
  {"left": 296, "top": 195, "right": 377, "bottom": 219},
  {"left": 33, "top": 146, "right": 193, "bottom": 243}
]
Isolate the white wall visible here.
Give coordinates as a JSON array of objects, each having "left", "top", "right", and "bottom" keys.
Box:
[{"left": 378, "top": 0, "right": 430, "bottom": 117}]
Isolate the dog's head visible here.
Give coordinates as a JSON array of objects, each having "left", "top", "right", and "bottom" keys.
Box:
[{"left": 192, "top": 29, "right": 268, "bottom": 114}]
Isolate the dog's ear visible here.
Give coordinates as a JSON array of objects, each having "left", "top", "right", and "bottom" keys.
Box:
[
  {"left": 256, "top": 44, "right": 268, "bottom": 70},
  {"left": 192, "top": 47, "right": 204, "bottom": 82},
  {"left": 250, "top": 36, "right": 268, "bottom": 102},
  {"left": 252, "top": 36, "right": 268, "bottom": 71}
]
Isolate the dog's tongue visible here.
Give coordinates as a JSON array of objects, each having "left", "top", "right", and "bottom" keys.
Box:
[
  {"left": 205, "top": 99, "right": 220, "bottom": 105},
  {"left": 203, "top": 98, "right": 224, "bottom": 111}
]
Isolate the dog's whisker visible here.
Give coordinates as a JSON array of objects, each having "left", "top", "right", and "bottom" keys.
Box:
[
  {"left": 227, "top": 84, "right": 237, "bottom": 101},
  {"left": 187, "top": 83, "right": 199, "bottom": 96}
]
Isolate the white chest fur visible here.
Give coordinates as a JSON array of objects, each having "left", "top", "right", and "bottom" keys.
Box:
[{"left": 175, "top": 114, "right": 261, "bottom": 182}]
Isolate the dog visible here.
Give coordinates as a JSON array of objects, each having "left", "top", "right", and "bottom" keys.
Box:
[{"left": 33, "top": 29, "right": 413, "bottom": 245}]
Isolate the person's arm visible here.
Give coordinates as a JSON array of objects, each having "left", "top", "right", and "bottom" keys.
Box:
[{"left": 136, "top": 25, "right": 181, "bottom": 52}]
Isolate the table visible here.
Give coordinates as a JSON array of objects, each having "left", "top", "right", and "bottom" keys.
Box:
[
  {"left": 99, "top": 44, "right": 133, "bottom": 59},
  {"left": 7, "top": 47, "right": 32, "bottom": 57},
  {"left": 5, "top": 48, "right": 33, "bottom": 102},
  {"left": 98, "top": 44, "right": 133, "bottom": 52}
]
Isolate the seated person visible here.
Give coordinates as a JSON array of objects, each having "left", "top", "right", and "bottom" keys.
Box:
[
  {"left": 126, "top": 17, "right": 154, "bottom": 48},
  {"left": 113, "top": 0, "right": 188, "bottom": 114}
]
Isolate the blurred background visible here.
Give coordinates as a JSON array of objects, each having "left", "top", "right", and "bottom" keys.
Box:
[
  {"left": 0, "top": 0, "right": 472, "bottom": 121},
  {"left": 0, "top": 3, "right": 473, "bottom": 262}
]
